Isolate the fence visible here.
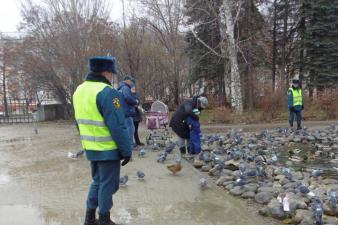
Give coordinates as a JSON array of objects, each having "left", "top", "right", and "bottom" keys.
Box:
[{"left": 0, "top": 99, "right": 37, "bottom": 123}]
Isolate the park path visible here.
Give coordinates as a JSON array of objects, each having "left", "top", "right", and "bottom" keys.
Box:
[{"left": 0, "top": 122, "right": 280, "bottom": 225}]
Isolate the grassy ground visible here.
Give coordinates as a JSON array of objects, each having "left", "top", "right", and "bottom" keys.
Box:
[{"left": 199, "top": 107, "right": 337, "bottom": 125}]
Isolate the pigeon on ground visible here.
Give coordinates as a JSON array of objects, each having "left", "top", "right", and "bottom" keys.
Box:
[
  {"left": 311, "top": 197, "right": 323, "bottom": 225},
  {"left": 165, "top": 143, "right": 176, "bottom": 154},
  {"left": 157, "top": 152, "right": 167, "bottom": 163},
  {"left": 246, "top": 169, "right": 257, "bottom": 178},
  {"left": 119, "top": 175, "right": 128, "bottom": 186},
  {"left": 150, "top": 143, "right": 160, "bottom": 151},
  {"left": 67, "top": 150, "right": 84, "bottom": 159},
  {"left": 239, "top": 161, "right": 246, "bottom": 175},
  {"left": 199, "top": 178, "right": 208, "bottom": 189},
  {"left": 257, "top": 165, "right": 268, "bottom": 178},
  {"left": 234, "top": 175, "right": 247, "bottom": 187},
  {"left": 311, "top": 169, "right": 323, "bottom": 178},
  {"left": 282, "top": 167, "right": 293, "bottom": 180},
  {"left": 136, "top": 170, "right": 145, "bottom": 180},
  {"left": 297, "top": 184, "right": 310, "bottom": 195},
  {"left": 329, "top": 191, "right": 337, "bottom": 209},
  {"left": 138, "top": 149, "right": 146, "bottom": 157}
]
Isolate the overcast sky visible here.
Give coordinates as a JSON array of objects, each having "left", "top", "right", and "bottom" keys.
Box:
[{"left": 0, "top": 0, "right": 125, "bottom": 34}]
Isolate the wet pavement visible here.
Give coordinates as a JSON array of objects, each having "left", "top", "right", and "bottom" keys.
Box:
[{"left": 0, "top": 122, "right": 278, "bottom": 225}]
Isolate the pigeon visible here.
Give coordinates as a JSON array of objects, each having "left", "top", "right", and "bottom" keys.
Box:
[
  {"left": 67, "top": 150, "right": 84, "bottom": 159},
  {"left": 174, "top": 154, "right": 181, "bottom": 164},
  {"left": 234, "top": 175, "right": 247, "bottom": 187},
  {"left": 256, "top": 165, "right": 268, "bottom": 178},
  {"left": 119, "top": 175, "right": 128, "bottom": 186},
  {"left": 246, "top": 169, "right": 257, "bottom": 178},
  {"left": 271, "top": 153, "right": 278, "bottom": 164},
  {"left": 138, "top": 149, "right": 146, "bottom": 157},
  {"left": 311, "top": 169, "right": 323, "bottom": 178},
  {"left": 199, "top": 152, "right": 211, "bottom": 163},
  {"left": 282, "top": 168, "right": 293, "bottom": 180},
  {"left": 297, "top": 184, "right": 310, "bottom": 195},
  {"left": 239, "top": 161, "right": 246, "bottom": 175},
  {"left": 329, "top": 191, "right": 337, "bottom": 209},
  {"left": 136, "top": 170, "right": 145, "bottom": 180},
  {"left": 157, "top": 152, "right": 167, "bottom": 163},
  {"left": 311, "top": 197, "right": 323, "bottom": 225},
  {"left": 165, "top": 142, "right": 176, "bottom": 154},
  {"left": 213, "top": 147, "right": 225, "bottom": 155},
  {"left": 199, "top": 178, "right": 208, "bottom": 189},
  {"left": 254, "top": 155, "right": 267, "bottom": 165},
  {"left": 150, "top": 143, "right": 160, "bottom": 151},
  {"left": 218, "top": 136, "right": 225, "bottom": 146}
]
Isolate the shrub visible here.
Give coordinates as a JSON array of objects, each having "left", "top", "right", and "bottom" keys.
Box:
[
  {"left": 257, "top": 87, "right": 286, "bottom": 121},
  {"left": 317, "top": 89, "right": 338, "bottom": 120},
  {"left": 211, "top": 107, "right": 232, "bottom": 123}
]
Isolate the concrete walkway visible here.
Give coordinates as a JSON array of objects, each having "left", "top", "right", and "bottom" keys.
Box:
[{"left": 0, "top": 123, "right": 280, "bottom": 225}]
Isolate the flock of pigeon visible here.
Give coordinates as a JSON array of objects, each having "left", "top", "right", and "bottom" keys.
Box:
[
  {"left": 70, "top": 124, "right": 338, "bottom": 225},
  {"left": 118, "top": 142, "right": 182, "bottom": 187},
  {"left": 190, "top": 125, "right": 338, "bottom": 225}
]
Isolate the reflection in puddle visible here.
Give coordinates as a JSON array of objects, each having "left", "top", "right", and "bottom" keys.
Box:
[
  {"left": 115, "top": 208, "right": 133, "bottom": 224},
  {"left": 0, "top": 173, "right": 10, "bottom": 185},
  {"left": 0, "top": 205, "right": 60, "bottom": 225}
]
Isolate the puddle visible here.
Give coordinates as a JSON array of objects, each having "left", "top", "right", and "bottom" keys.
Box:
[
  {"left": 0, "top": 205, "right": 60, "bottom": 225},
  {"left": 0, "top": 173, "right": 10, "bottom": 185},
  {"left": 279, "top": 143, "right": 338, "bottom": 178}
]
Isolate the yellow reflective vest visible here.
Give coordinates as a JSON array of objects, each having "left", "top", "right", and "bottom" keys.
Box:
[
  {"left": 288, "top": 88, "right": 303, "bottom": 106},
  {"left": 73, "top": 81, "right": 118, "bottom": 151}
]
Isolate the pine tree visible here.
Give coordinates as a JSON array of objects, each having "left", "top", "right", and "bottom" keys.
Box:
[
  {"left": 303, "top": 0, "right": 338, "bottom": 88},
  {"left": 185, "top": 0, "right": 225, "bottom": 100}
]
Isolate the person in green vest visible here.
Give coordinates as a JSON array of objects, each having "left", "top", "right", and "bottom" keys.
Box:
[
  {"left": 287, "top": 79, "right": 304, "bottom": 130},
  {"left": 73, "top": 56, "right": 132, "bottom": 225}
]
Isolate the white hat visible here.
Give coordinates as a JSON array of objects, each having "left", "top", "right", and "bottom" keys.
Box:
[{"left": 197, "top": 96, "right": 208, "bottom": 109}]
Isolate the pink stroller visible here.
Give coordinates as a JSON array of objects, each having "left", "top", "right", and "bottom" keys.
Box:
[{"left": 145, "top": 100, "right": 171, "bottom": 145}]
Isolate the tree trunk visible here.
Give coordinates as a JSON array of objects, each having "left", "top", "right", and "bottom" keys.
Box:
[
  {"left": 245, "top": 0, "right": 254, "bottom": 110},
  {"left": 282, "top": 0, "right": 289, "bottom": 87},
  {"left": 2, "top": 60, "right": 8, "bottom": 118},
  {"left": 299, "top": 0, "right": 305, "bottom": 82},
  {"left": 272, "top": 0, "right": 277, "bottom": 91},
  {"left": 222, "top": 0, "right": 243, "bottom": 113}
]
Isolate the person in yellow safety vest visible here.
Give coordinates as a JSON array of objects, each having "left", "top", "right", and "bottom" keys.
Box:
[
  {"left": 73, "top": 56, "right": 132, "bottom": 225},
  {"left": 287, "top": 79, "right": 304, "bottom": 130}
]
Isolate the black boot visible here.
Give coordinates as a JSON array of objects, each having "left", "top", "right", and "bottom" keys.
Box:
[
  {"left": 179, "top": 146, "right": 186, "bottom": 155},
  {"left": 98, "top": 212, "right": 122, "bottom": 225},
  {"left": 84, "top": 208, "right": 98, "bottom": 225}
]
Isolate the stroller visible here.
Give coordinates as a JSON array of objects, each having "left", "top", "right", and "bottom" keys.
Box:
[{"left": 145, "top": 100, "right": 172, "bottom": 146}]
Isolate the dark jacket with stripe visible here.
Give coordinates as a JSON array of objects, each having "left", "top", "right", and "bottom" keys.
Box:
[{"left": 169, "top": 96, "right": 199, "bottom": 139}]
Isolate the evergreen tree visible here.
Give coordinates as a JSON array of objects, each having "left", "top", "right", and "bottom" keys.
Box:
[
  {"left": 303, "top": 0, "right": 338, "bottom": 88},
  {"left": 185, "top": 0, "right": 224, "bottom": 95}
]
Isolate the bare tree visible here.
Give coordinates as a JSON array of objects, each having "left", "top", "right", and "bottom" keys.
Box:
[
  {"left": 19, "top": 0, "right": 118, "bottom": 116},
  {"left": 138, "top": 0, "right": 186, "bottom": 105}
]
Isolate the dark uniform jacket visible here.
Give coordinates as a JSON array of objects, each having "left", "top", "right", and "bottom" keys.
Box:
[
  {"left": 169, "top": 96, "right": 199, "bottom": 139},
  {"left": 75, "top": 73, "right": 132, "bottom": 161}
]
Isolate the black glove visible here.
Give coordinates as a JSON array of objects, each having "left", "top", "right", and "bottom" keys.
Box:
[
  {"left": 290, "top": 107, "right": 295, "bottom": 111},
  {"left": 121, "top": 156, "right": 131, "bottom": 166},
  {"left": 301, "top": 105, "right": 304, "bottom": 110}
]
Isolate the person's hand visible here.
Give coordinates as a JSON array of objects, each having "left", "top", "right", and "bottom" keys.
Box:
[
  {"left": 301, "top": 105, "right": 304, "bottom": 110},
  {"left": 290, "top": 107, "right": 295, "bottom": 111},
  {"left": 121, "top": 156, "right": 131, "bottom": 166}
]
